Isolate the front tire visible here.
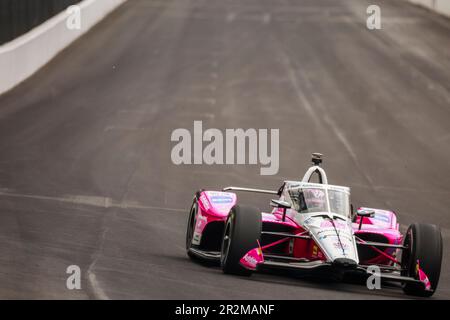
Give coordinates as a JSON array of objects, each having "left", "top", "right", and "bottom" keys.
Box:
[
  {"left": 401, "top": 223, "right": 443, "bottom": 297},
  {"left": 186, "top": 199, "right": 198, "bottom": 260},
  {"left": 221, "top": 205, "right": 261, "bottom": 276}
]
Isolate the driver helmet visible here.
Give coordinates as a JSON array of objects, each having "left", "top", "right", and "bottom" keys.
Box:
[{"left": 303, "top": 188, "right": 326, "bottom": 209}]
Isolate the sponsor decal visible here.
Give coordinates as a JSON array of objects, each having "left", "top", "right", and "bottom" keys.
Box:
[
  {"left": 417, "top": 262, "right": 431, "bottom": 291},
  {"left": 312, "top": 245, "right": 318, "bottom": 256},
  {"left": 243, "top": 254, "right": 258, "bottom": 267},
  {"left": 210, "top": 195, "right": 233, "bottom": 204},
  {"left": 288, "top": 239, "right": 294, "bottom": 254},
  {"left": 320, "top": 220, "right": 347, "bottom": 229},
  {"left": 199, "top": 194, "right": 210, "bottom": 211},
  {"left": 194, "top": 214, "right": 207, "bottom": 241},
  {"left": 373, "top": 214, "right": 390, "bottom": 223},
  {"left": 333, "top": 242, "right": 349, "bottom": 250},
  {"left": 316, "top": 229, "right": 336, "bottom": 238},
  {"left": 192, "top": 232, "right": 201, "bottom": 245}
]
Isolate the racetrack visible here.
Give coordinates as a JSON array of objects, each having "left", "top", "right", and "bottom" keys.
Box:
[{"left": 0, "top": 0, "right": 449, "bottom": 299}]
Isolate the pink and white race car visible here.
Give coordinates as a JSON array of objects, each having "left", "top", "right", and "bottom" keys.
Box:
[{"left": 185, "top": 153, "right": 443, "bottom": 297}]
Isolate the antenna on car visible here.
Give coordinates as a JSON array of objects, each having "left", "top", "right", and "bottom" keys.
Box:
[{"left": 312, "top": 153, "right": 323, "bottom": 166}]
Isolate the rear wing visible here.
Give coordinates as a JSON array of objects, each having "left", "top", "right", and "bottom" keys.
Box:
[{"left": 223, "top": 153, "right": 329, "bottom": 196}]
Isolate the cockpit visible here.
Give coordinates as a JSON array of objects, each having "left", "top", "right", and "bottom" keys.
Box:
[{"left": 286, "top": 183, "right": 351, "bottom": 218}]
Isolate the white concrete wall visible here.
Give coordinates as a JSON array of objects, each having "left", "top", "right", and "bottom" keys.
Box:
[
  {"left": 407, "top": 0, "right": 450, "bottom": 17},
  {"left": 435, "top": 0, "right": 450, "bottom": 16},
  {"left": 0, "top": 0, "right": 127, "bottom": 95}
]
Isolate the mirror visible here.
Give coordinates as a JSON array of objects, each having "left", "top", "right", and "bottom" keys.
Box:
[
  {"left": 356, "top": 209, "right": 375, "bottom": 217},
  {"left": 356, "top": 209, "right": 375, "bottom": 230},
  {"left": 271, "top": 199, "right": 291, "bottom": 222},
  {"left": 271, "top": 199, "right": 291, "bottom": 209}
]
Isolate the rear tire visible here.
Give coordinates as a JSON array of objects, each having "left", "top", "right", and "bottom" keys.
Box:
[
  {"left": 220, "top": 205, "right": 261, "bottom": 276},
  {"left": 401, "top": 223, "right": 443, "bottom": 297}
]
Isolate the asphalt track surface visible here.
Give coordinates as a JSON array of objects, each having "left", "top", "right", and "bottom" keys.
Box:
[{"left": 1, "top": 0, "right": 450, "bottom": 299}]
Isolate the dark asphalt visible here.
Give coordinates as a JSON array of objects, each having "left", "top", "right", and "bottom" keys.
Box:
[{"left": 0, "top": 0, "right": 449, "bottom": 299}]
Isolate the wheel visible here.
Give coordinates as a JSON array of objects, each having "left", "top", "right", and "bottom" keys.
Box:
[
  {"left": 186, "top": 198, "right": 198, "bottom": 260},
  {"left": 220, "top": 205, "right": 262, "bottom": 276},
  {"left": 401, "top": 223, "right": 443, "bottom": 297}
]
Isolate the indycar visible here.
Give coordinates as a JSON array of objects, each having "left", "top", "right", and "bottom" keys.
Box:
[{"left": 185, "top": 153, "right": 443, "bottom": 297}]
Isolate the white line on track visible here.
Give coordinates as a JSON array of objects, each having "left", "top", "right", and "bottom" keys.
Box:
[
  {"left": 279, "top": 50, "right": 321, "bottom": 127},
  {"left": 0, "top": 189, "right": 185, "bottom": 299},
  {"left": 0, "top": 190, "right": 185, "bottom": 212}
]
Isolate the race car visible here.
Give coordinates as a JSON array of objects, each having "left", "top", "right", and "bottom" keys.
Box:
[{"left": 185, "top": 153, "right": 443, "bottom": 297}]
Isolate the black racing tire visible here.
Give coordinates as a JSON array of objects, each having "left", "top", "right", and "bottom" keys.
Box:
[
  {"left": 186, "top": 198, "right": 198, "bottom": 260},
  {"left": 401, "top": 223, "right": 443, "bottom": 297},
  {"left": 220, "top": 205, "right": 262, "bottom": 276}
]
